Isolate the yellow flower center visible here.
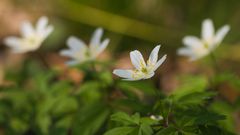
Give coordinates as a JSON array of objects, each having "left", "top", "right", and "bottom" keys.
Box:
[
  {"left": 203, "top": 43, "right": 209, "bottom": 49},
  {"left": 84, "top": 49, "right": 91, "bottom": 57},
  {"left": 141, "top": 68, "right": 148, "bottom": 73}
]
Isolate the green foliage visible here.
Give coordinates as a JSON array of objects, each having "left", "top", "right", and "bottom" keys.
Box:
[
  {"left": 0, "top": 61, "right": 236, "bottom": 135},
  {"left": 105, "top": 112, "right": 154, "bottom": 135},
  {"left": 72, "top": 102, "right": 110, "bottom": 135}
]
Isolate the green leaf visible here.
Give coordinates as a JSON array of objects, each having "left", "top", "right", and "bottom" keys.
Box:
[
  {"left": 209, "top": 101, "right": 235, "bottom": 132},
  {"left": 10, "top": 118, "right": 28, "bottom": 134},
  {"left": 72, "top": 102, "right": 110, "bottom": 135},
  {"left": 153, "top": 98, "right": 173, "bottom": 119},
  {"left": 117, "top": 81, "right": 160, "bottom": 98},
  {"left": 55, "top": 115, "right": 73, "bottom": 128},
  {"left": 111, "top": 112, "right": 140, "bottom": 126},
  {"left": 199, "top": 125, "right": 222, "bottom": 135},
  {"left": 156, "top": 126, "right": 178, "bottom": 135},
  {"left": 180, "top": 107, "right": 226, "bottom": 125},
  {"left": 140, "top": 117, "right": 158, "bottom": 125},
  {"left": 52, "top": 97, "right": 78, "bottom": 115},
  {"left": 98, "top": 71, "right": 113, "bottom": 85},
  {"left": 75, "top": 81, "right": 102, "bottom": 103},
  {"left": 139, "top": 123, "right": 153, "bottom": 135},
  {"left": 171, "top": 75, "right": 208, "bottom": 99},
  {"left": 36, "top": 114, "right": 51, "bottom": 134},
  {"left": 176, "top": 92, "right": 216, "bottom": 105},
  {"left": 104, "top": 127, "right": 136, "bottom": 135},
  {"left": 113, "top": 99, "right": 152, "bottom": 114},
  {"left": 194, "top": 112, "right": 226, "bottom": 125}
]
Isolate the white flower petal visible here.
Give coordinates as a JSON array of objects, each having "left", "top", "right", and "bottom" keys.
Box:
[
  {"left": 12, "top": 48, "right": 27, "bottom": 53},
  {"left": 189, "top": 56, "right": 198, "bottom": 61},
  {"left": 66, "top": 60, "right": 79, "bottom": 66},
  {"left": 123, "top": 78, "right": 142, "bottom": 81},
  {"left": 95, "top": 38, "right": 109, "bottom": 56},
  {"left": 182, "top": 36, "right": 202, "bottom": 48},
  {"left": 177, "top": 48, "right": 192, "bottom": 56},
  {"left": 113, "top": 69, "right": 133, "bottom": 79},
  {"left": 202, "top": 19, "right": 214, "bottom": 41},
  {"left": 90, "top": 28, "right": 103, "bottom": 48},
  {"left": 215, "top": 25, "right": 230, "bottom": 45},
  {"left": 148, "top": 45, "right": 160, "bottom": 65},
  {"left": 177, "top": 48, "right": 199, "bottom": 61},
  {"left": 35, "top": 16, "right": 53, "bottom": 40},
  {"left": 130, "top": 50, "right": 146, "bottom": 70},
  {"left": 153, "top": 54, "right": 167, "bottom": 71},
  {"left": 21, "top": 21, "right": 34, "bottom": 37},
  {"left": 4, "top": 37, "right": 21, "bottom": 47},
  {"left": 60, "top": 50, "right": 74, "bottom": 57},
  {"left": 67, "top": 36, "right": 87, "bottom": 50},
  {"left": 36, "top": 16, "right": 48, "bottom": 33},
  {"left": 144, "top": 72, "right": 155, "bottom": 79},
  {"left": 43, "top": 25, "right": 54, "bottom": 38},
  {"left": 4, "top": 16, "right": 54, "bottom": 54}
]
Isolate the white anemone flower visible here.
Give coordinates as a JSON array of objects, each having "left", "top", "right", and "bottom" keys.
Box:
[
  {"left": 177, "top": 19, "right": 230, "bottom": 61},
  {"left": 113, "top": 45, "right": 167, "bottom": 81},
  {"left": 4, "top": 16, "right": 54, "bottom": 53},
  {"left": 150, "top": 115, "right": 163, "bottom": 121},
  {"left": 60, "top": 28, "right": 110, "bottom": 65}
]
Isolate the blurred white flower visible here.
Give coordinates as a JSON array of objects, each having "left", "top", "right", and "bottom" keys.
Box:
[
  {"left": 4, "top": 16, "right": 54, "bottom": 53},
  {"left": 177, "top": 19, "right": 230, "bottom": 61},
  {"left": 113, "top": 45, "right": 167, "bottom": 81},
  {"left": 60, "top": 28, "right": 110, "bottom": 65},
  {"left": 150, "top": 115, "right": 163, "bottom": 121}
]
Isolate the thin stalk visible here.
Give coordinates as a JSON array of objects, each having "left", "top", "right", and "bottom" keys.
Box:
[
  {"left": 209, "top": 52, "right": 220, "bottom": 74},
  {"left": 36, "top": 52, "right": 50, "bottom": 69},
  {"left": 165, "top": 100, "right": 172, "bottom": 127},
  {"left": 91, "top": 61, "right": 97, "bottom": 72},
  {"left": 208, "top": 52, "right": 220, "bottom": 91}
]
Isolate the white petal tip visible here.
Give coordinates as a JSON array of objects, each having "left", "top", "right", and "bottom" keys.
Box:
[
  {"left": 39, "top": 16, "right": 48, "bottom": 20},
  {"left": 112, "top": 70, "right": 117, "bottom": 75},
  {"left": 161, "top": 54, "right": 167, "bottom": 60},
  {"left": 154, "top": 45, "right": 161, "bottom": 50},
  {"left": 96, "top": 27, "right": 103, "bottom": 31},
  {"left": 155, "top": 44, "right": 161, "bottom": 48},
  {"left": 203, "top": 18, "right": 212, "bottom": 23},
  {"left": 67, "top": 36, "right": 76, "bottom": 44}
]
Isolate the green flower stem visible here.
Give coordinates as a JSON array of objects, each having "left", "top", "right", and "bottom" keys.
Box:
[
  {"left": 31, "top": 52, "right": 50, "bottom": 69},
  {"left": 209, "top": 52, "right": 220, "bottom": 91},
  {"left": 165, "top": 100, "right": 172, "bottom": 127},
  {"left": 209, "top": 52, "right": 220, "bottom": 74},
  {"left": 91, "top": 61, "right": 97, "bottom": 72}
]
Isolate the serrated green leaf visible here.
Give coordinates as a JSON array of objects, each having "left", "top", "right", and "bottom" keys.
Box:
[
  {"left": 176, "top": 92, "right": 216, "bottom": 105},
  {"left": 111, "top": 112, "right": 140, "bottom": 126},
  {"left": 36, "top": 114, "right": 51, "bottom": 134},
  {"left": 10, "top": 118, "right": 28, "bottom": 134},
  {"left": 104, "top": 127, "right": 136, "bottom": 135},
  {"left": 139, "top": 123, "right": 153, "bottom": 135},
  {"left": 156, "top": 126, "right": 178, "bottom": 135},
  {"left": 171, "top": 75, "right": 208, "bottom": 99},
  {"left": 72, "top": 102, "right": 110, "bottom": 135}
]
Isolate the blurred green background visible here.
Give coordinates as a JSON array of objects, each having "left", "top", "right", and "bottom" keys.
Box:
[
  {"left": 1, "top": 0, "right": 240, "bottom": 134},
  {"left": 1, "top": 0, "right": 240, "bottom": 54}
]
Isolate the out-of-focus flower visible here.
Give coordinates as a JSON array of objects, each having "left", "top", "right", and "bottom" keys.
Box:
[
  {"left": 150, "top": 115, "right": 163, "bottom": 121},
  {"left": 4, "top": 16, "right": 54, "bottom": 53},
  {"left": 177, "top": 19, "right": 230, "bottom": 61},
  {"left": 60, "top": 28, "right": 110, "bottom": 66},
  {"left": 113, "top": 45, "right": 167, "bottom": 81}
]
